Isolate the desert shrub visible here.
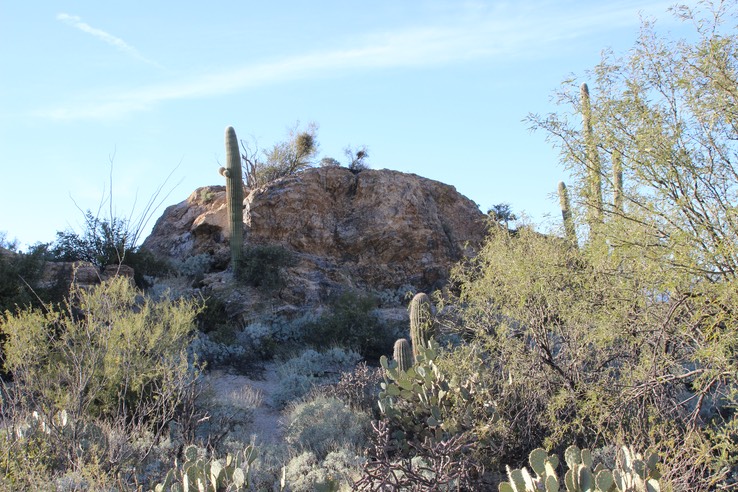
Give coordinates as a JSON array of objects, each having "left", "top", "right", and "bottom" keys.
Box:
[
  {"left": 344, "top": 145, "right": 370, "bottom": 172},
  {"left": 0, "top": 242, "right": 55, "bottom": 313},
  {"left": 215, "top": 314, "right": 315, "bottom": 363},
  {"left": 196, "top": 295, "right": 230, "bottom": 334},
  {"left": 354, "top": 419, "right": 484, "bottom": 491},
  {"left": 324, "top": 361, "right": 383, "bottom": 414},
  {"left": 190, "top": 332, "right": 247, "bottom": 370},
  {"left": 374, "top": 284, "right": 416, "bottom": 307},
  {"left": 303, "top": 290, "right": 395, "bottom": 361},
  {"left": 445, "top": 221, "right": 738, "bottom": 486},
  {"left": 50, "top": 212, "right": 132, "bottom": 268},
  {"left": 49, "top": 213, "right": 170, "bottom": 287},
  {"left": 520, "top": 5, "right": 738, "bottom": 488},
  {"left": 238, "top": 244, "right": 296, "bottom": 291},
  {"left": 283, "top": 450, "right": 364, "bottom": 492},
  {"left": 0, "top": 276, "right": 203, "bottom": 488},
  {"left": 284, "top": 395, "right": 371, "bottom": 459},
  {"left": 241, "top": 122, "right": 318, "bottom": 189},
  {"left": 272, "top": 348, "right": 361, "bottom": 408},
  {"left": 176, "top": 253, "right": 213, "bottom": 279},
  {"left": 234, "top": 321, "right": 280, "bottom": 360}
]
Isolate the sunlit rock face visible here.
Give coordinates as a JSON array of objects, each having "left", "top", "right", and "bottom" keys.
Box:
[{"left": 143, "top": 167, "right": 488, "bottom": 303}]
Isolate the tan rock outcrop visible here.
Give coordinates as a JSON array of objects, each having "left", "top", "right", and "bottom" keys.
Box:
[{"left": 143, "top": 167, "right": 488, "bottom": 301}]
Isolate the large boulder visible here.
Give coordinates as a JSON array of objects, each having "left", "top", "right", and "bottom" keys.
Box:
[{"left": 143, "top": 167, "right": 488, "bottom": 302}]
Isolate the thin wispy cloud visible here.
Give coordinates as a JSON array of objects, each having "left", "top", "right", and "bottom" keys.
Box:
[
  {"left": 42, "top": 1, "right": 678, "bottom": 121},
  {"left": 57, "top": 13, "right": 162, "bottom": 68}
]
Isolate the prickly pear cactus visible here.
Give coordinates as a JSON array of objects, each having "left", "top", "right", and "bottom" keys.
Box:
[
  {"left": 499, "top": 444, "right": 662, "bottom": 492},
  {"left": 152, "top": 444, "right": 257, "bottom": 492},
  {"left": 392, "top": 338, "right": 413, "bottom": 372},
  {"left": 220, "top": 126, "right": 245, "bottom": 275}
]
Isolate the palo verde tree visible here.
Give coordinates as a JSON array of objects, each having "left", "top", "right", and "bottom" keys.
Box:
[
  {"left": 440, "top": 2, "right": 738, "bottom": 490},
  {"left": 532, "top": 0, "right": 738, "bottom": 278},
  {"left": 522, "top": 1, "right": 738, "bottom": 488}
]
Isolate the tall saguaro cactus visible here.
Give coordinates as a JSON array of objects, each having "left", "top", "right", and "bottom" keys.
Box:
[
  {"left": 558, "top": 181, "right": 577, "bottom": 245},
  {"left": 409, "top": 292, "right": 436, "bottom": 360},
  {"left": 581, "top": 83, "right": 603, "bottom": 231},
  {"left": 613, "top": 148, "right": 624, "bottom": 214},
  {"left": 220, "top": 126, "right": 244, "bottom": 274}
]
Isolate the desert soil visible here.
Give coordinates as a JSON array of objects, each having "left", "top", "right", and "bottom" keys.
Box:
[{"left": 203, "top": 363, "right": 284, "bottom": 445}]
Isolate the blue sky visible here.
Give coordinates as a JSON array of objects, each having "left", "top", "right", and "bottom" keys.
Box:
[{"left": 1, "top": 1, "right": 694, "bottom": 248}]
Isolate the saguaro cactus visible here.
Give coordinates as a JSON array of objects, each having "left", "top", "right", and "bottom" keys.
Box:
[
  {"left": 558, "top": 181, "right": 577, "bottom": 245},
  {"left": 409, "top": 292, "right": 436, "bottom": 360},
  {"left": 613, "top": 148, "right": 624, "bottom": 214},
  {"left": 392, "top": 338, "right": 413, "bottom": 372},
  {"left": 220, "top": 126, "right": 244, "bottom": 274},
  {"left": 581, "top": 83, "right": 603, "bottom": 231}
]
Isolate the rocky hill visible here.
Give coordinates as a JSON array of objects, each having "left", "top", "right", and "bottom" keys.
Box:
[{"left": 143, "top": 167, "right": 488, "bottom": 307}]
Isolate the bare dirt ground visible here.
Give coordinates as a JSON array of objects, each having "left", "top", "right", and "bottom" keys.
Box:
[{"left": 203, "top": 363, "right": 284, "bottom": 445}]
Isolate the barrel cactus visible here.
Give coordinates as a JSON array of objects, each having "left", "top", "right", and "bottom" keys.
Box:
[{"left": 220, "top": 126, "right": 245, "bottom": 275}]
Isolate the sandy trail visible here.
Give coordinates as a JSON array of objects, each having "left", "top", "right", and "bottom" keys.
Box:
[{"left": 203, "top": 363, "right": 283, "bottom": 445}]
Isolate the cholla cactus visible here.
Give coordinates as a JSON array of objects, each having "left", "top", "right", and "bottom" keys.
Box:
[{"left": 220, "top": 126, "right": 245, "bottom": 275}]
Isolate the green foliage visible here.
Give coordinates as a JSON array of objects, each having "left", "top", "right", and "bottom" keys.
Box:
[
  {"left": 1, "top": 276, "right": 202, "bottom": 432},
  {"left": 242, "top": 122, "right": 319, "bottom": 189},
  {"left": 50, "top": 211, "right": 132, "bottom": 268},
  {"left": 488, "top": 203, "right": 518, "bottom": 230},
  {"left": 238, "top": 244, "right": 296, "bottom": 292},
  {"left": 153, "top": 444, "right": 256, "bottom": 492},
  {"left": 284, "top": 395, "right": 371, "bottom": 460},
  {"left": 272, "top": 348, "right": 361, "bottom": 408},
  {"left": 0, "top": 242, "right": 57, "bottom": 313},
  {"left": 48, "top": 212, "right": 169, "bottom": 287},
  {"left": 282, "top": 450, "right": 362, "bottom": 492},
  {"left": 221, "top": 125, "right": 245, "bottom": 275},
  {"left": 378, "top": 342, "right": 495, "bottom": 449},
  {"left": 517, "top": 2, "right": 738, "bottom": 487},
  {"left": 303, "top": 290, "right": 393, "bottom": 361},
  {"left": 499, "top": 445, "right": 662, "bottom": 492}
]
